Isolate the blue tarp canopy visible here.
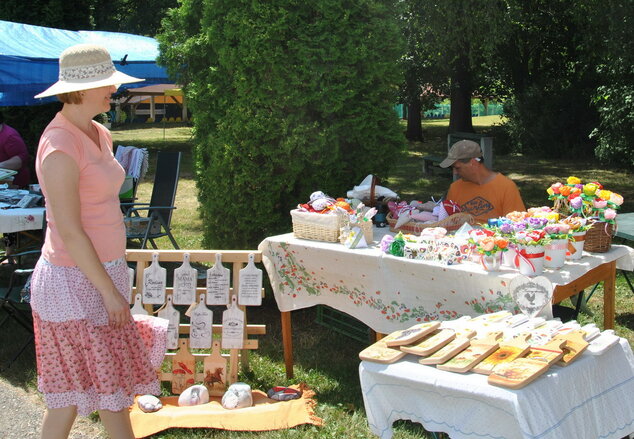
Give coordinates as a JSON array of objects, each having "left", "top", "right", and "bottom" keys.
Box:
[{"left": 0, "top": 20, "right": 169, "bottom": 106}]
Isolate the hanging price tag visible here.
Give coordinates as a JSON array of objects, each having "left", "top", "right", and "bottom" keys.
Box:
[
  {"left": 221, "top": 296, "right": 244, "bottom": 349},
  {"left": 173, "top": 253, "right": 197, "bottom": 305},
  {"left": 142, "top": 253, "right": 166, "bottom": 305},
  {"left": 190, "top": 294, "right": 213, "bottom": 349},
  {"left": 158, "top": 295, "right": 181, "bottom": 350},
  {"left": 206, "top": 253, "right": 230, "bottom": 305},
  {"left": 238, "top": 253, "right": 262, "bottom": 306},
  {"left": 130, "top": 293, "right": 148, "bottom": 315}
]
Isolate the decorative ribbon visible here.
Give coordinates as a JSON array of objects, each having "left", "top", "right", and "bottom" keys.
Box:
[
  {"left": 514, "top": 249, "right": 545, "bottom": 272},
  {"left": 572, "top": 234, "right": 586, "bottom": 242},
  {"left": 479, "top": 253, "right": 501, "bottom": 271}
]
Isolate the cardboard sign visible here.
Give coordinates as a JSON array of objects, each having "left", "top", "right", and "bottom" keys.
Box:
[
  {"left": 142, "top": 253, "right": 166, "bottom": 305},
  {"left": 173, "top": 253, "right": 197, "bottom": 305},
  {"left": 221, "top": 296, "right": 244, "bottom": 349},
  {"left": 190, "top": 295, "right": 213, "bottom": 349},
  {"left": 238, "top": 253, "right": 263, "bottom": 306},
  {"left": 204, "top": 341, "right": 227, "bottom": 396},
  {"left": 158, "top": 295, "right": 180, "bottom": 350},
  {"left": 206, "top": 253, "right": 230, "bottom": 305},
  {"left": 130, "top": 293, "right": 148, "bottom": 315}
]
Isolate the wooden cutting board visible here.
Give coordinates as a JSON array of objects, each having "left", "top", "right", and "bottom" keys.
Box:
[
  {"left": 472, "top": 333, "right": 531, "bottom": 375},
  {"left": 419, "top": 336, "right": 471, "bottom": 365},
  {"left": 488, "top": 358, "right": 550, "bottom": 389},
  {"left": 553, "top": 330, "right": 589, "bottom": 366},
  {"left": 359, "top": 332, "right": 407, "bottom": 364},
  {"left": 171, "top": 339, "right": 196, "bottom": 395},
  {"left": 437, "top": 331, "right": 503, "bottom": 373},
  {"left": 203, "top": 340, "right": 227, "bottom": 396},
  {"left": 400, "top": 329, "right": 455, "bottom": 356},
  {"left": 523, "top": 338, "right": 566, "bottom": 365},
  {"left": 384, "top": 322, "right": 441, "bottom": 347}
]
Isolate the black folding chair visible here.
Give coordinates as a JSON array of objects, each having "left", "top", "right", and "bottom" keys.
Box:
[{"left": 121, "top": 151, "right": 181, "bottom": 249}]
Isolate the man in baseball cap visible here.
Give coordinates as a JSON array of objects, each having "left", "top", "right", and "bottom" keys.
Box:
[{"left": 440, "top": 139, "right": 525, "bottom": 223}]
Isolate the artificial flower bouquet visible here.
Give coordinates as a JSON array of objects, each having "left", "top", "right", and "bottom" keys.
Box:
[
  {"left": 546, "top": 176, "right": 623, "bottom": 224},
  {"left": 467, "top": 228, "right": 509, "bottom": 257}
]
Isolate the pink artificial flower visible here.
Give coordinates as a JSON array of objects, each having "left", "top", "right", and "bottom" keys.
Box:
[
  {"left": 593, "top": 199, "right": 608, "bottom": 209},
  {"left": 610, "top": 193, "right": 624, "bottom": 206},
  {"left": 604, "top": 208, "right": 617, "bottom": 220},
  {"left": 480, "top": 237, "right": 496, "bottom": 252}
]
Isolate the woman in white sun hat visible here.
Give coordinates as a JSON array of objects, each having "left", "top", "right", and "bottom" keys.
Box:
[{"left": 31, "top": 44, "right": 167, "bottom": 439}]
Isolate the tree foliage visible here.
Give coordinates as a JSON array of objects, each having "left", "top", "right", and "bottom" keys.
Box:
[{"left": 158, "top": 0, "right": 405, "bottom": 249}]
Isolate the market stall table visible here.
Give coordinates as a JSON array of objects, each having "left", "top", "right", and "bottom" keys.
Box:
[
  {"left": 359, "top": 338, "right": 634, "bottom": 439},
  {"left": 0, "top": 203, "right": 45, "bottom": 234},
  {"left": 258, "top": 228, "right": 634, "bottom": 378}
]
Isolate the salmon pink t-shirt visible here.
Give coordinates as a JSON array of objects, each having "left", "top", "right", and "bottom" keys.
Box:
[{"left": 36, "top": 112, "right": 126, "bottom": 266}]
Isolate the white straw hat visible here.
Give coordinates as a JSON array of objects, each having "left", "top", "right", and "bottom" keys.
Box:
[{"left": 34, "top": 44, "right": 144, "bottom": 99}]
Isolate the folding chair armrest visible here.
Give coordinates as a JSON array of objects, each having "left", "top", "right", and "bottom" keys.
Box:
[{"left": 124, "top": 206, "right": 177, "bottom": 216}]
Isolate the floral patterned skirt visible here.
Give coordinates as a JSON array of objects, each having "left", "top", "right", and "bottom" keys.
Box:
[{"left": 30, "top": 257, "right": 168, "bottom": 416}]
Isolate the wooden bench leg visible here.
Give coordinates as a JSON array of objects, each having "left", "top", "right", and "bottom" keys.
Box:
[{"left": 281, "top": 311, "right": 294, "bottom": 379}]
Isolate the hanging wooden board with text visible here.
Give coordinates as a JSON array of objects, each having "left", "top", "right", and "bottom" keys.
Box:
[
  {"left": 158, "top": 295, "right": 180, "bottom": 350},
  {"left": 206, "top": 253, "right": 230, "bottom": 305},
  {"left": 171, "top": 339, "right": 196, "bottom": 395},
  {"left": 142, "top": 253, "right": 166, "bottom": 305},
  {"left": 472, "top": 333, "right": 532, "bottom": 375},
  {"left": 437, "top": 331, "right": 503, "bottom": 373},
  {"left": 488, "top": 358, "right": 550, "bottom": 389},
  {"left": 238, "top": 253, "right": 263, "bottom": 306},
  {"left": 384, "top": 322, "right": 440, "bottom": 348},
  {"left": 221, "top": 296, "right": 245, "bottom": 349},
  {"left": 173, "top": 253, "right": 197, "bottom": 305},
  {"left": 400, "top": 328, "right": 455, "bottom": 357},
  {"left": 189, "top": 295, "right": 213, "bottom": 349},
  {"left": 204, "top": 340, "right": 227, "bottom": 396},
  {"left": 130, "top": 293, "right": 148, "bottom": 315}
]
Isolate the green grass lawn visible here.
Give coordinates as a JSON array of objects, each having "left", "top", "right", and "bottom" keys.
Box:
[{"left": 0, "top": 117, "right": 632, "bottom": 438}]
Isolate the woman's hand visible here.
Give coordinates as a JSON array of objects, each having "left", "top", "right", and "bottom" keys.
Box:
[{"left": 102, "top": 290, "right": 132, "bottom": 329}]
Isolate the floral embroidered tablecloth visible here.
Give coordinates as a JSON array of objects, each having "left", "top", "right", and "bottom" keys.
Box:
[
  {"left": 0, "top": 205, "right": 45, "bottom": 233},
  {"left": 258, "top": 229, "right": 634, "bottom": 335}
]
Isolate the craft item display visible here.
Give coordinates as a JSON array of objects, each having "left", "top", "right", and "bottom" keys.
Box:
[
  {"left": 221, "top": 382, "right": 253, "bottom": 409},
  {"left": 137, "top": 394, "right": 163, "bottom": 413},
  {"left": 143, "top": 252, "right": 167, "bottom": 304},
  {"left": 189, "top": 295, "right": 213, "bottom": 349},
  {"left": 586, "top": 330, "right": 620, "bottom": 355},
  {"left": 437, "top": 331, "right": 503, "bottom": 373},
  {"left": 509, "top": 275, "right": 553, "bottom": 319},
  {"left": 358, "top": 332, "right": 407, "bottom": 364},
  {"left": 403, "top": 237, "right": 469, "bottom": 265},
  {"left": 487, "top": 358, "right": 550, "bottom": 389},
  {"left": 130, "top": 293, "right": 148, "bottom": 315},
  {"left": 178, "top": 384, "right": 210, "bottom": 407},
  {"left": 383, "top": 322, "right": 440, "bottom": 347},
  {"left": 553, "top": 330, "right": 589, "bottom": 366},
  {"left": 158, "top": 295, "right": 180, "bottom": 349},
  {"left": 339, "top": 203, "right": 376, "bottom": 245},
  {"left": 203, "top": 340, "right": 227, "bottom": 396},
  {"left": 222, "top": 296, "right": 245, "bottom": 349},
  {"left": 206, "top": 253, "right": 230, "bottom": 305},
  {"left": 173, "top": 253, "right": 197, "bottom": 305},
  {"left": 400, "top": 329, "right": 456, "bottom": 357},
  {"left": 472, "top": 333, "right": 531, "bottom": 375},
  {"left": 172, "top": 339, "right": 196, "bottom": 394},
  {"left": 238, "top": 253, "right": 263, "bottom": 306},
  {"left": 523, "top": 339, "right": 566, "bottom": 365}
]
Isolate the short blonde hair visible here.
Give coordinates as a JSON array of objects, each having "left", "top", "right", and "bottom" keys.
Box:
[{"left": 56, "top": 91, "right": 83, "bottom": 104}]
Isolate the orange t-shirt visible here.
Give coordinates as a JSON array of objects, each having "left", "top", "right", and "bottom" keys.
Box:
[
  {"left": 35, "top": 112, "right": 126, "bottom": 266},
  {"left": 447, "top": 173, "right": 525, "bottom": 224}
]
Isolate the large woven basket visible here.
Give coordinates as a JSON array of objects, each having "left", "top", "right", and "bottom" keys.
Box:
[
  {"left": 583, "top": 220, "right": 615, "bottom": 253},
  {"left": 387, "top": 211, "right": 474, "bottom": 234},
  {"left": 291, "top": 209, "right": 345, "bottom": 242}
]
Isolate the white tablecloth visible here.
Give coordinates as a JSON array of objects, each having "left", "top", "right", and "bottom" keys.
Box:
[
  {"left": 259, "top": 229, "right": 634, "bottom": 334},
  {"left": 0, "top": 204, "right": 45, "bottom": 233},
  {"left": 359, "top": 339, "right": 634, "bottom": 439}
]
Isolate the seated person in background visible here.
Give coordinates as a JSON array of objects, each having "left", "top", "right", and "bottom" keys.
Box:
[
  {"left": 0, "top": 113, "right": 31, "bottom": 188},
  {"left": 439, "top": 140, "right": 525, "bottom": 224}
]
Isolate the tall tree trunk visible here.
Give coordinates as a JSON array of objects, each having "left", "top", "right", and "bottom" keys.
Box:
[
  {"left": 406, "top": 99, "right": 423, "bottom": 141},
  {"left": 449, "top": 54, "right": 474, "bottom": 133}
]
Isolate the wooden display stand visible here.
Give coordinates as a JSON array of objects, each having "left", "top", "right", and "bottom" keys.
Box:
[{"left": 125, "top": 249, "right": 266, "bottom": 393}]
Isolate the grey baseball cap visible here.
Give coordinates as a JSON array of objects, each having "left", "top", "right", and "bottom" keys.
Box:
[{"left": 439, "top": 140, "right": 482, "bottom": 168}]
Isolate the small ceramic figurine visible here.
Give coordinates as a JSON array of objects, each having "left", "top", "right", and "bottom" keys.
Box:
[
  {"left": 178, "top": 384, "right": 210, "bottom": 407},
  {"left": 137, "top": 394, "right": 163, "bottom": 413},
  {"left": 221, "top": 382, "right": 253, "bottom": 409}
]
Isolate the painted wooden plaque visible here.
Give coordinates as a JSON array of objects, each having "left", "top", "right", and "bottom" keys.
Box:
[
  {"left": 384, "top": 322, "right": 440, "bottom": 348},
  {"left": 221, "top": 296, "right": 245, "bottom": 349},
  {"left": 553, "top": 330, "right": 589, "bottom": 366},
  {"left": 400, "top": 329, "right": 456, "bottom": 356},
  {"left": 130, "top": 293, "right": 148, "bottom": 316},
  {"left": 158, "top": 295, "right": 180, "bottom": 350},
  {"left": 173, "top": 253, "right": 197, "bottom": 305},
  {"left": 142, "top": 252, "right": 166, "bottom": 305},
  {"left": 238, "top": 253, "right": 263, "bottom": 306},
  {"left": 488, "top": 358, "right": 550, "bottom": 389},
  {"left": 509, "top": 275, "right": 553, "bottom": 318},
  {"left": 472, "top": 333, "right": 531, "bottom": 375},
  {"left": 204, "top": 340, "right": 227, "bottom": 396},
  {"left": 524, "top": 338, "right": 566, "bottom": 365},
  {"left": 171, "top": 339, "right": 195, "bottom": 395},
  {"left": 437, "top": 331, "right": 503, "bottom": 373},
  {"left": 206, "top": 253, "right": 230, "bottom": 305},
  {"left": 359, "top": 332, "right": 407, "bottom": 364},
  {"left": 419, "top": 337, "right": 472, "bottom": 365},
  {"left": 189, "top": 295, "right": 213, "bottom": 349}
]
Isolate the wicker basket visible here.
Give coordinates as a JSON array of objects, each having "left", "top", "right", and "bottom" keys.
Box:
[
  {"left": 583, "top": 220, "right": 615, "bottom": 253},
  {"left": 291, "top": 209, "right": 345, "bottom": 242},
  {"left": 387, "top": 212, "right": 474, "bottom": 234}
]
